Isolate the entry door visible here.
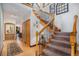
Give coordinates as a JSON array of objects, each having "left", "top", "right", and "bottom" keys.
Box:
[{"left": 5, "top": 23, "right": 16, "bottom": 40}]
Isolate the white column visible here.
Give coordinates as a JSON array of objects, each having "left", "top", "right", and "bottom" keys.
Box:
[{"left": 0, "top": 4, "right": 4, "bottom": 50}]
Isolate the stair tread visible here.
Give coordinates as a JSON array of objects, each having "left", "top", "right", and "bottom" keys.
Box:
[
  {"left": 43, "top": 49, "right": 61, "bottom": 56},
  {"left": 41, "top": 32, "right": 71, "bottom": 56},
  {"left": 51, "top": 39, "right": 70, "bottom": 45},
  {"left": 55, "top": 35, "right": 70, "bottom": 38},
  {"left": 47, "top": 44, "right": 71, "bottom": 54},
  {"left": 55, "top": 32, "right": 71, "bottom": 34},
  {"left": 53, "top": 37, "right": 70, "bottom": 42}
]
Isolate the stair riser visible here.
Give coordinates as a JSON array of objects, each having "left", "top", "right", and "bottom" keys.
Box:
[
  {"left": 56, "top": 34, "right": 70, "bottom": 36},
  {"left": 55, "top": 33, "right": 70, "bottom": 36},
  {"left": 51, "top": 41, "right": 71, "bottom": 48},
  {"left": 54, "top": 37, "right": 70, "bottom": 41},
  {"left": 42, "top": 52, "right": 60, "bottom": 56},
  {"left": 49, "top": 47, "right": 70, "bottom": 56},
  {"left": 41, "top": 32, "right": 71, "bottom": 56},
  {"left": 45, "top": 47, "right": 71, "bottom": 56},
  {"left": 41, "top": 52, "right": 50, "bottom": 56}
]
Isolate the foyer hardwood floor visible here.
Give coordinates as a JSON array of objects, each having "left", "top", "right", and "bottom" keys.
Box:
[
  {"left": 2, "top": 39, "right": 39, "bottom": 56},
  {"left": 1, "top": 38, "right": 79, "bottom": 56}
]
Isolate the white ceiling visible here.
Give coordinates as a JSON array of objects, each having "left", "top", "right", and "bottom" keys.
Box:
[{"left": 2, "top": 3, "right": 32, "bottom": 25}]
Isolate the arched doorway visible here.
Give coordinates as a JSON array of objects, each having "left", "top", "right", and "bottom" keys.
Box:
[{"left": 4, "top": 23, "right": 16, "bottom": 40}]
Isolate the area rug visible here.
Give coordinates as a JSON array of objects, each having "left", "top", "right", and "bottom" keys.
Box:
[{"left": 7, "top": 42, "right": 23, "bottom": 56}]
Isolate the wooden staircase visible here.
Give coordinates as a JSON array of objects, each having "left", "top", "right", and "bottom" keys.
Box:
[
  {"left": 33, "top": 9, "right": 78, "bottom": 56},
  {"left": 39, "top": 15, "right": 78, "bottom": 56},
  {"left": 41, "top": 32, "right": 71, "bottom": 56}
]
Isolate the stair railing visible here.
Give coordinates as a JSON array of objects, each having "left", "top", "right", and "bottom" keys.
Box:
[
  {"left": 70, "top": 15, "right": 78, "bottom": 56},
  {"left": 33, "top": 9, "right": 56, "bottom": 33},
  {"left": 38, "top": 23, "right": 54, "bottom": 56},
  {"left": 38, "top": 13, "right": 55, "bottom": 56},
  {"left": 33, "top": 10, "right": 55, "bottom": 55},
  {"left": 33, "top": 10, "right": 61, "bottom": 55}
]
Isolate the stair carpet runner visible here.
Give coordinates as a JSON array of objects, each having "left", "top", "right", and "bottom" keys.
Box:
[{"left": 41, "top": 32, "right": 71, "bottom": 56}]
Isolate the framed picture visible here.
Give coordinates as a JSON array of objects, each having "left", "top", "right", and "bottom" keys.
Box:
[
  {"left": 56, "top": 3, "right": 69, "bottom": 15},
  {"left": 5, "top": 23, "right": 15, "bottom": 34},
  {"left": 49, "top": 3, "right": 55, "bottom": 14}
]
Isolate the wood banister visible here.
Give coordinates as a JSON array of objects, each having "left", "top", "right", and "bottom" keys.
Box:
[
  {"left": 70, "top": 15, "right": 78, "bottom": 56},
  {"left": 39, "top": 23, "right": 50, "bottom": 34},
  {"left": 33, "top": 11, "right": 56, "bottom": 34}
]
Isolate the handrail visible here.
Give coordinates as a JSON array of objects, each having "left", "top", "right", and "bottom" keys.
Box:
[
  {"left": 42, "top": 3, "right": 51, "bottom": 8},
  {"left": 39, "top": 18, "right": 55, "bottom": 35},
  {"left": 22, "top": 3, "right": 33, "bottom": 8},
  {"left": 34, "top": 9, "right": 54, "bottom": 18},
  {"left": 39, "top": 22, "right": 50, "bottom": 34},
  {"left": 33, "top": 10, "right": 55, "bottom": 34},
  {"left": 70, "top": 15, "right": 78, "bottom": 56},
  {"left": 36, "top": 3, "right": 40, "bottom": 9},
  {"left": 40, "top": 9, "right": 50, "bottom": 15},
  {"left": 40, "top": 9, "right": 55, "bottom": 17}
]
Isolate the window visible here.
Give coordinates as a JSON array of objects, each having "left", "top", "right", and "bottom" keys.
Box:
[{"left": 56, "top": 3, "right": 68, "bottom": 15}]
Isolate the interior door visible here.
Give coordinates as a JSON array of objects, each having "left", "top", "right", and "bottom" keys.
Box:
[
  {"left": 22, "top": 19, "right": 30, "bottom": 47},
  {"left": 26, "top": 20, "right": 30, "bottom": 47}
]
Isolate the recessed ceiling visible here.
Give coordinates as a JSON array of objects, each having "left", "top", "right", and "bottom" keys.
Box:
[{"left": 2, "top": 3, "right": 32, "bottom": 25}]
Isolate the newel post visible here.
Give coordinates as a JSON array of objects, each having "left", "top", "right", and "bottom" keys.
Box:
[
  {"left": 70, "top": 32, "right": 76, "bottom": 56},
  {"left": 70, "top": 15, "right": 78, "bottom": 56}
]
